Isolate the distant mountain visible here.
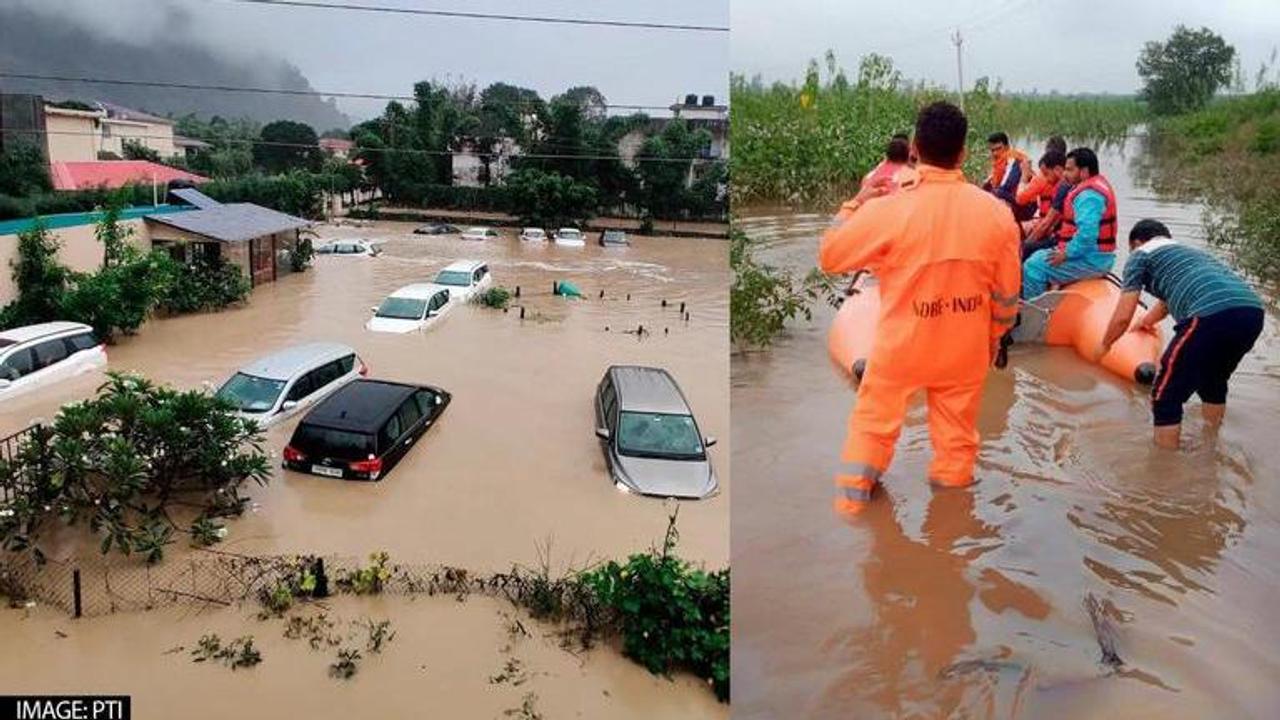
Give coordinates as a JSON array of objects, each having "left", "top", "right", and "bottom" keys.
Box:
[{"left": 0, "top": 3, "right": 349, "bottom": 131}]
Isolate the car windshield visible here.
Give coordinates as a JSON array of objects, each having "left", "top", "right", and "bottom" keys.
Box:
[
  {"left": 435, "top": 270, "right": 472, "bottom": 286},
  {"left": 616, "top": 412, "right": 704, "bottom": 460},
  {"left": 605, "top": 231, "right": 624, "bottom": 240},
  {"left": 292, "top": 424, "right": 375, "bottom": 460},
  {"left": 376, "top": 297, "right": 427, "bottom": 320},
  {"left": 559, "top": 230, "right": 581, "bottom": 238},
  {"left": 216, "top": 372, "right": 286, "bottom": 413}
]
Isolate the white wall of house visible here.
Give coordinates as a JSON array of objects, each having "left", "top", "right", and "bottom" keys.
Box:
[
  {"left": 43, "top": 108, "right": 102, "bottom": 163},
  {"left": 101, "top": 118, "right": 177, "bottom": 158}
]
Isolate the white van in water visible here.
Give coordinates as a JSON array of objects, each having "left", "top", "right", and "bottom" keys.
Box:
[
  {"left": 0, "top": 322, "right": 107, "bottom": 403},
  {"left": 554, "top": 228, "right": 586, "bottom": 247},
  {"left": 215, "top": 342, "right": 366, "bottom": 429},
  {"left": 366, "top": 283, "right": 455, "bottom": 333},
  {"left": 433, "top": 260, "right": 493, "bottom": 303}
]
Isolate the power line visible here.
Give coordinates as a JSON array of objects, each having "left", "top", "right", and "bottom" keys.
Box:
[
  {"left": 1, "top": 127, "right": 721, "bottom": 164},
  {"left": 202, "top": 0, "right": 729, "bottom": 32},
  {"left": 0, "top": 72, "right": 679, "bottom": 113}
]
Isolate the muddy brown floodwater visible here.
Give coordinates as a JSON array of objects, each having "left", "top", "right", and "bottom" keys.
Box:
[
  {"left": 732, "top": 138, "right": 1280, "bottom": 719},
  {"left": 0, "top": 222, "right": 728, "bottom": 717}
]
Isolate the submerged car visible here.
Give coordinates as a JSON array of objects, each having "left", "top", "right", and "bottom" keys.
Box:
[
  {"left": 0, "top": 322, "right": 106, "bottom": 402},
  {"left": 461, "top": 226, "right": 501, "bottom": 241},
  {"left": 599, "top": 229, "right": 630, "bottom": 247},
  {"left": 593, "top": 365, "right": 718, "bottom": 499},
  {"left": 214, "top": 342, "right": 365, "bottom": 429},
  {"left": 283, "top": 379, "right": 451, "bottom": 481},
  {"left": 314, "top": 239, "right": 381, "bottom": 256},
  {"left": 413, "top": 223, "right": 460, "bottom": 235},
  {"left": 519, "top": 227, "right": 547, "bottom": 242},
  {"left": 433, "top": 260, "right": 493, "bottom": 302},
  {"left": 554, "top": 228, "right": 586, "bottom": 247},
  {"left": 366, "top": 283, "right": 454, "bottom": 333}
]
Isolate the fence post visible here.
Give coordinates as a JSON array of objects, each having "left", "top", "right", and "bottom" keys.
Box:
[{"left": 73, "top": 568, "right": 82, "bottom": 618}]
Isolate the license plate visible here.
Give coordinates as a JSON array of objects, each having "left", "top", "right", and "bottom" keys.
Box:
[{"left": 311, "top": 465, "right": 344, "bottom": 478}]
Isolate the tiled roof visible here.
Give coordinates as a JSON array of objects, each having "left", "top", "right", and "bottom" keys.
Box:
[{"left": 48, "top": 161, "right": 207, "bottom": 191}]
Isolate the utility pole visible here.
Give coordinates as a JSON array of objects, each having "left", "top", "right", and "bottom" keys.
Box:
[{"left": 952, "top": 29, "right": 966, "bottom": 113}]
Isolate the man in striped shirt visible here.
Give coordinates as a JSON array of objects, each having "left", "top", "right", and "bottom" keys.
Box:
[{"left": 1099, "top": 219, "right": 1265, "bottom": 449}]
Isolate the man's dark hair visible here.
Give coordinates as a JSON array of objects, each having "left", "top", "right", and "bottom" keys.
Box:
[
  {"left": 1066, "top": 147, "right": 1099, "bottom": 175},
  {"left": 915, "top": 102, "right": 968, "bottom": 168},
  {"left": 1046, "top": 136, "right": 1067, "bottom": 154},
  {"left": 1039, "top": 150, "right": 1066, "bottom": 169},
  {"left": 886, "top": 138, "right": 910, "bottom": 163},
  {"left": 987, "top": 131, "right": 1009, "bottom": 146},
  {"left": 891, "top": 132, "right": 910, "bottom": 142},
  {"left": 1129, "top": 218, "right": 1171, "bottom": 245}
]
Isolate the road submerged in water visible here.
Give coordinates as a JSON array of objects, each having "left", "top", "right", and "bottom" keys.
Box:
[{"left": 732, "top": 138, "right": 1280, "bottom": 719}]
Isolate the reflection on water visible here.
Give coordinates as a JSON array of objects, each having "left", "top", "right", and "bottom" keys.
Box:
[
  {"left": 732, "top": 138, "right": 1280, "bottom": 719},
  {"left": 0, "top": 223, "right": 729, "bottom": 573}
]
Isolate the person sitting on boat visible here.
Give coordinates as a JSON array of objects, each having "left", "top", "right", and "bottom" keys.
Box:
[
  {"left": 1014, "top": 136, "right": 1066, "bottom": 207},
  {"left": 819, "top": 101, "right": 1020, "bottom": 514},
  {"left": 861, "top": 135, "right": 913, "bottom": 193},
  {"left": 1099, "top": 219, "right": 1264, "bottom": 450},
  {"left": 1021, "top": 147, "right": 1117, "bottom": 299},
  {"left": 983, "top": 132, "right": 1033, "bottom": 220},
  {"left": 1016, "top": 150, "right": 1068, "bottom": 260}
]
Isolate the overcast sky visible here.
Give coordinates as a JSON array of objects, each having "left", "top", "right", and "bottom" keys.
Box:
[
  {"left": 18, "top": 0, "right": 728, "bottom": 120},
  {"left": 733, "top": 0, "right": 1280, "bottom": 94}
]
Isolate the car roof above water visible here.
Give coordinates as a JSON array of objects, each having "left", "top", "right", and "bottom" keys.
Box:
[
  {"left": 389, "top": 283, "right": 450, "bottom": 299},
  {"left": 440, "top": 259, "right": 484, "bottom": 273},
  {"left": 302, "top": 379, "right": 419, "bottom": 432},
  {"left": 0, "top": 321, "right": 93, "bottom": 347},
  {"left": 608, "top": 365, "right": 691, "bottom": 415},
  {"left": 240, "top": 342, "right": 354, "bottom": 380}
]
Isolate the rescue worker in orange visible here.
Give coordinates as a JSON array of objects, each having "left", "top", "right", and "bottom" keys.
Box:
[
  {"left": 1021, "top": 147, "right": 1118, "bottom": 298},
  {"left": 819, "top": 101, "right": 1021, "bottom": 514}
]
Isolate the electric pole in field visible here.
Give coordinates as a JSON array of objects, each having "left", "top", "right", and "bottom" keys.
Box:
[{"left": 952, "top": 28, "right": 966, "bottom": 113}]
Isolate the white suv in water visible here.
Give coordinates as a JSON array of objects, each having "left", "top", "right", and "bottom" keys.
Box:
[
  {"left": 0, "top": 322, "right": 107, "bottom": 402},
  {"left": 214, "top": 342, "right": 366, "bottom": 429},
  {"left": 433, "top": 260, "right": 493, "bottom": 302}
]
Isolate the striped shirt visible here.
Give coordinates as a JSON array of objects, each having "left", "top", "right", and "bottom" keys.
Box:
[{"left": 1121, "top": 238, "right": 1262, "bottom": 321}]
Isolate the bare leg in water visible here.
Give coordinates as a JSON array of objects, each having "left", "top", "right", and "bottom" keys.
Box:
[
  {"left": 1202, "top": 403, "right": 1226, "bottom": 428},
  {"left": 1154, "top": 425, "right": 1180, "bottom": 450}
]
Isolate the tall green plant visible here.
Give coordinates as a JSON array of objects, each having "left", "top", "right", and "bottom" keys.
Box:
[{"left": 2, "top": 220, "right": 68, "bottom": 328}]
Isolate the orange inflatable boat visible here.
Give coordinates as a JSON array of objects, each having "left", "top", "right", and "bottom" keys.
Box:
[{"left": 828, "top": 272, "right": 1164, "bottom": 384}]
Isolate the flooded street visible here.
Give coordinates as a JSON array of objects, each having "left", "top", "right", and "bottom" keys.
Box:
[
  {"left": 2, "top": 222, "right": 728, "bottom": 571},
  {"left": 732, "top": 139, "right": 1280, "bottom": 718},
  {"left": 0, "top": 223, "right": 728, "bottom": 716}
]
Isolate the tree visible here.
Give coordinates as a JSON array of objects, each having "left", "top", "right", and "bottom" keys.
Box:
[
  {"left": 553, "top": 86, "right": 608, "bottom": 122},
  {"left": 1137, "top": 26, "right": 1236, "bottom": 115},
  {"left": 636, "top": 120, "right": 712, "bottom": 219},
  {"left": 505, "top": 168, "right": 597, "bottom": 227},
  {"left": 1, "top": 220, "right": 68, "bottom": 328},
  {"left": 0, "top": 139, "right": 52, "bottom": 197},
  {"left": 254, "top": 120, "right": 322, "bottom": 173},
  {"left": 122, "top": 140, "right": 161, "bottom": 163}
]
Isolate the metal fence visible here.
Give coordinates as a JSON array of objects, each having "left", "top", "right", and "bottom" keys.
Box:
[{"left": 0, "top": 423, "right": 43, "bottom": 508}]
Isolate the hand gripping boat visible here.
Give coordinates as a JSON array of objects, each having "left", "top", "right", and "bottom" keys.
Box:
[{"left": 828, "top": 272, "right": 1163, "bottom": 385}]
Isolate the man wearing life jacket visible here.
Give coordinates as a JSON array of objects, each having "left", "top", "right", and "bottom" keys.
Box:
[
  {"left": 861, "top": 136, "right": 912, "bottom": 193},
  {"left": 983, "top": 132, "right": 1033, "bottom": 221},
  {"left": 1100, "top": 219, "right": 1264, "bottom": 450},
  {"left": 819, "top": 101, "right": 1021, "bottom": 515},
  {"left": 1015, "top": 150, "right": 1067, "bottom": 260},
  {"left": 1021, "top": 147, "right": 1117, "bottom": 299}
]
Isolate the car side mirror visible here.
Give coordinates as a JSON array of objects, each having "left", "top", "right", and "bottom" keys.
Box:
[
  {"left": 282, "top": 400, "right": 298, "bottom": 411},
  {"left": 370, "top": 306, "right": 379, "bottom": 313},
  {"left": 704, "top": 436, "right": 717, "bottom": 447},
  {"left": 595, "top": 428, "right": 610, "bottom": 440}
]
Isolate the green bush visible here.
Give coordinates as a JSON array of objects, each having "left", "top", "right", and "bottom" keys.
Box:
[
  {"left": 155, "top": 255, "right": 251, "bottom": 315},
  {"left": 0, "top": 372, "right": 270, "bottom": 563},
  {"left": 730, "top": 229, "right": 834, "bottom": 349},
  {"left": 476, "top": 286, "right": 512, "bottom": 309},
  {"left": 505, "top": 168, "right": 598, "bottom": 227},
  {"left": 580, "top": 517, "right": 729, "bottom": 702}
]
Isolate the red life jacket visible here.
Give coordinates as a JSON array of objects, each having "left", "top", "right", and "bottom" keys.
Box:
[
  {"left": 1036, "top": 177, "right": 1060, "bottom": 218},
  {"left": 1056, "top": 174, "right": 1117, "bottom": 252}
]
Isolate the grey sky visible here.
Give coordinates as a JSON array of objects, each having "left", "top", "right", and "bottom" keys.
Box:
[
  {"left": 17, "top": 0, "right": 728, "bottom": 120},
  {"left": 733, "top": 0, "right": 1280, "bottom": 94}
]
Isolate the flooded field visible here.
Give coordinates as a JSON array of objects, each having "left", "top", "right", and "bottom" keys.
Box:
[
  {"left": 732, "top": 139, "right": 1280, "bottom": 718},
  {"left": 0, "top": 222, "right": 728, "bottom": 716}
]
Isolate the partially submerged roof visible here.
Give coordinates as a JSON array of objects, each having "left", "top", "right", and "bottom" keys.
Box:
[
  {"left": 303, "top": 379, "right": 419, "bottom": 432},
  {"left": 145, "top": 203, "right": 310, "bottom": 242},
  {"left": 238, "top": 342, "right": 354, "bottom": 381},
  {"left": 610, "top": 366, "right": 691, "bottom": 415},
  {"left": 169, "top": 187, "right": 222, "bottom": 209},
  {"left": 49, "top": 161, "right": 207, "bottom": 191},
  {"left": 0, "top": 321, "right": 93, "bottom": 346},
  {"left": 389, "top": 283, "right": 448, "bottom": 299}
]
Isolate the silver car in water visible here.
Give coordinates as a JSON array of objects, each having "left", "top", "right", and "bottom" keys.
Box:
[
  {"left": 215, "top": 342, "right": 366, "bottom": 428},
  {"left": 593, "top": 365, "right": 718, "bottom": 499}
]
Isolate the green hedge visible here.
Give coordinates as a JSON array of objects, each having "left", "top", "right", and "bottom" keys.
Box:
[{"left": 0, "top": 186, "right": 156, "bottom": 221}]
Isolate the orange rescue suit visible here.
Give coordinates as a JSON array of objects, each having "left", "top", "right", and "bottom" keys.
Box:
[{"left": 819, "top": 165, "right": 1021, "bottom": 513}]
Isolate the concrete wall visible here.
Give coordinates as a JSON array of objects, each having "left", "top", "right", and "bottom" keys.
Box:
[
  {"left": 102, "top": 119, "right": 177, "bottom": 159},
  {"left": 0, "top": 218, "right": 151, "bottom": 306},
  {"left": 45, "top": 112, "right": 99, "bottom": 163}
]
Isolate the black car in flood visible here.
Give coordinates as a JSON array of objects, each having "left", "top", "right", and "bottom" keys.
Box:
[{"left": 283, "top": 379, "right": 451, "bottom": 481}]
